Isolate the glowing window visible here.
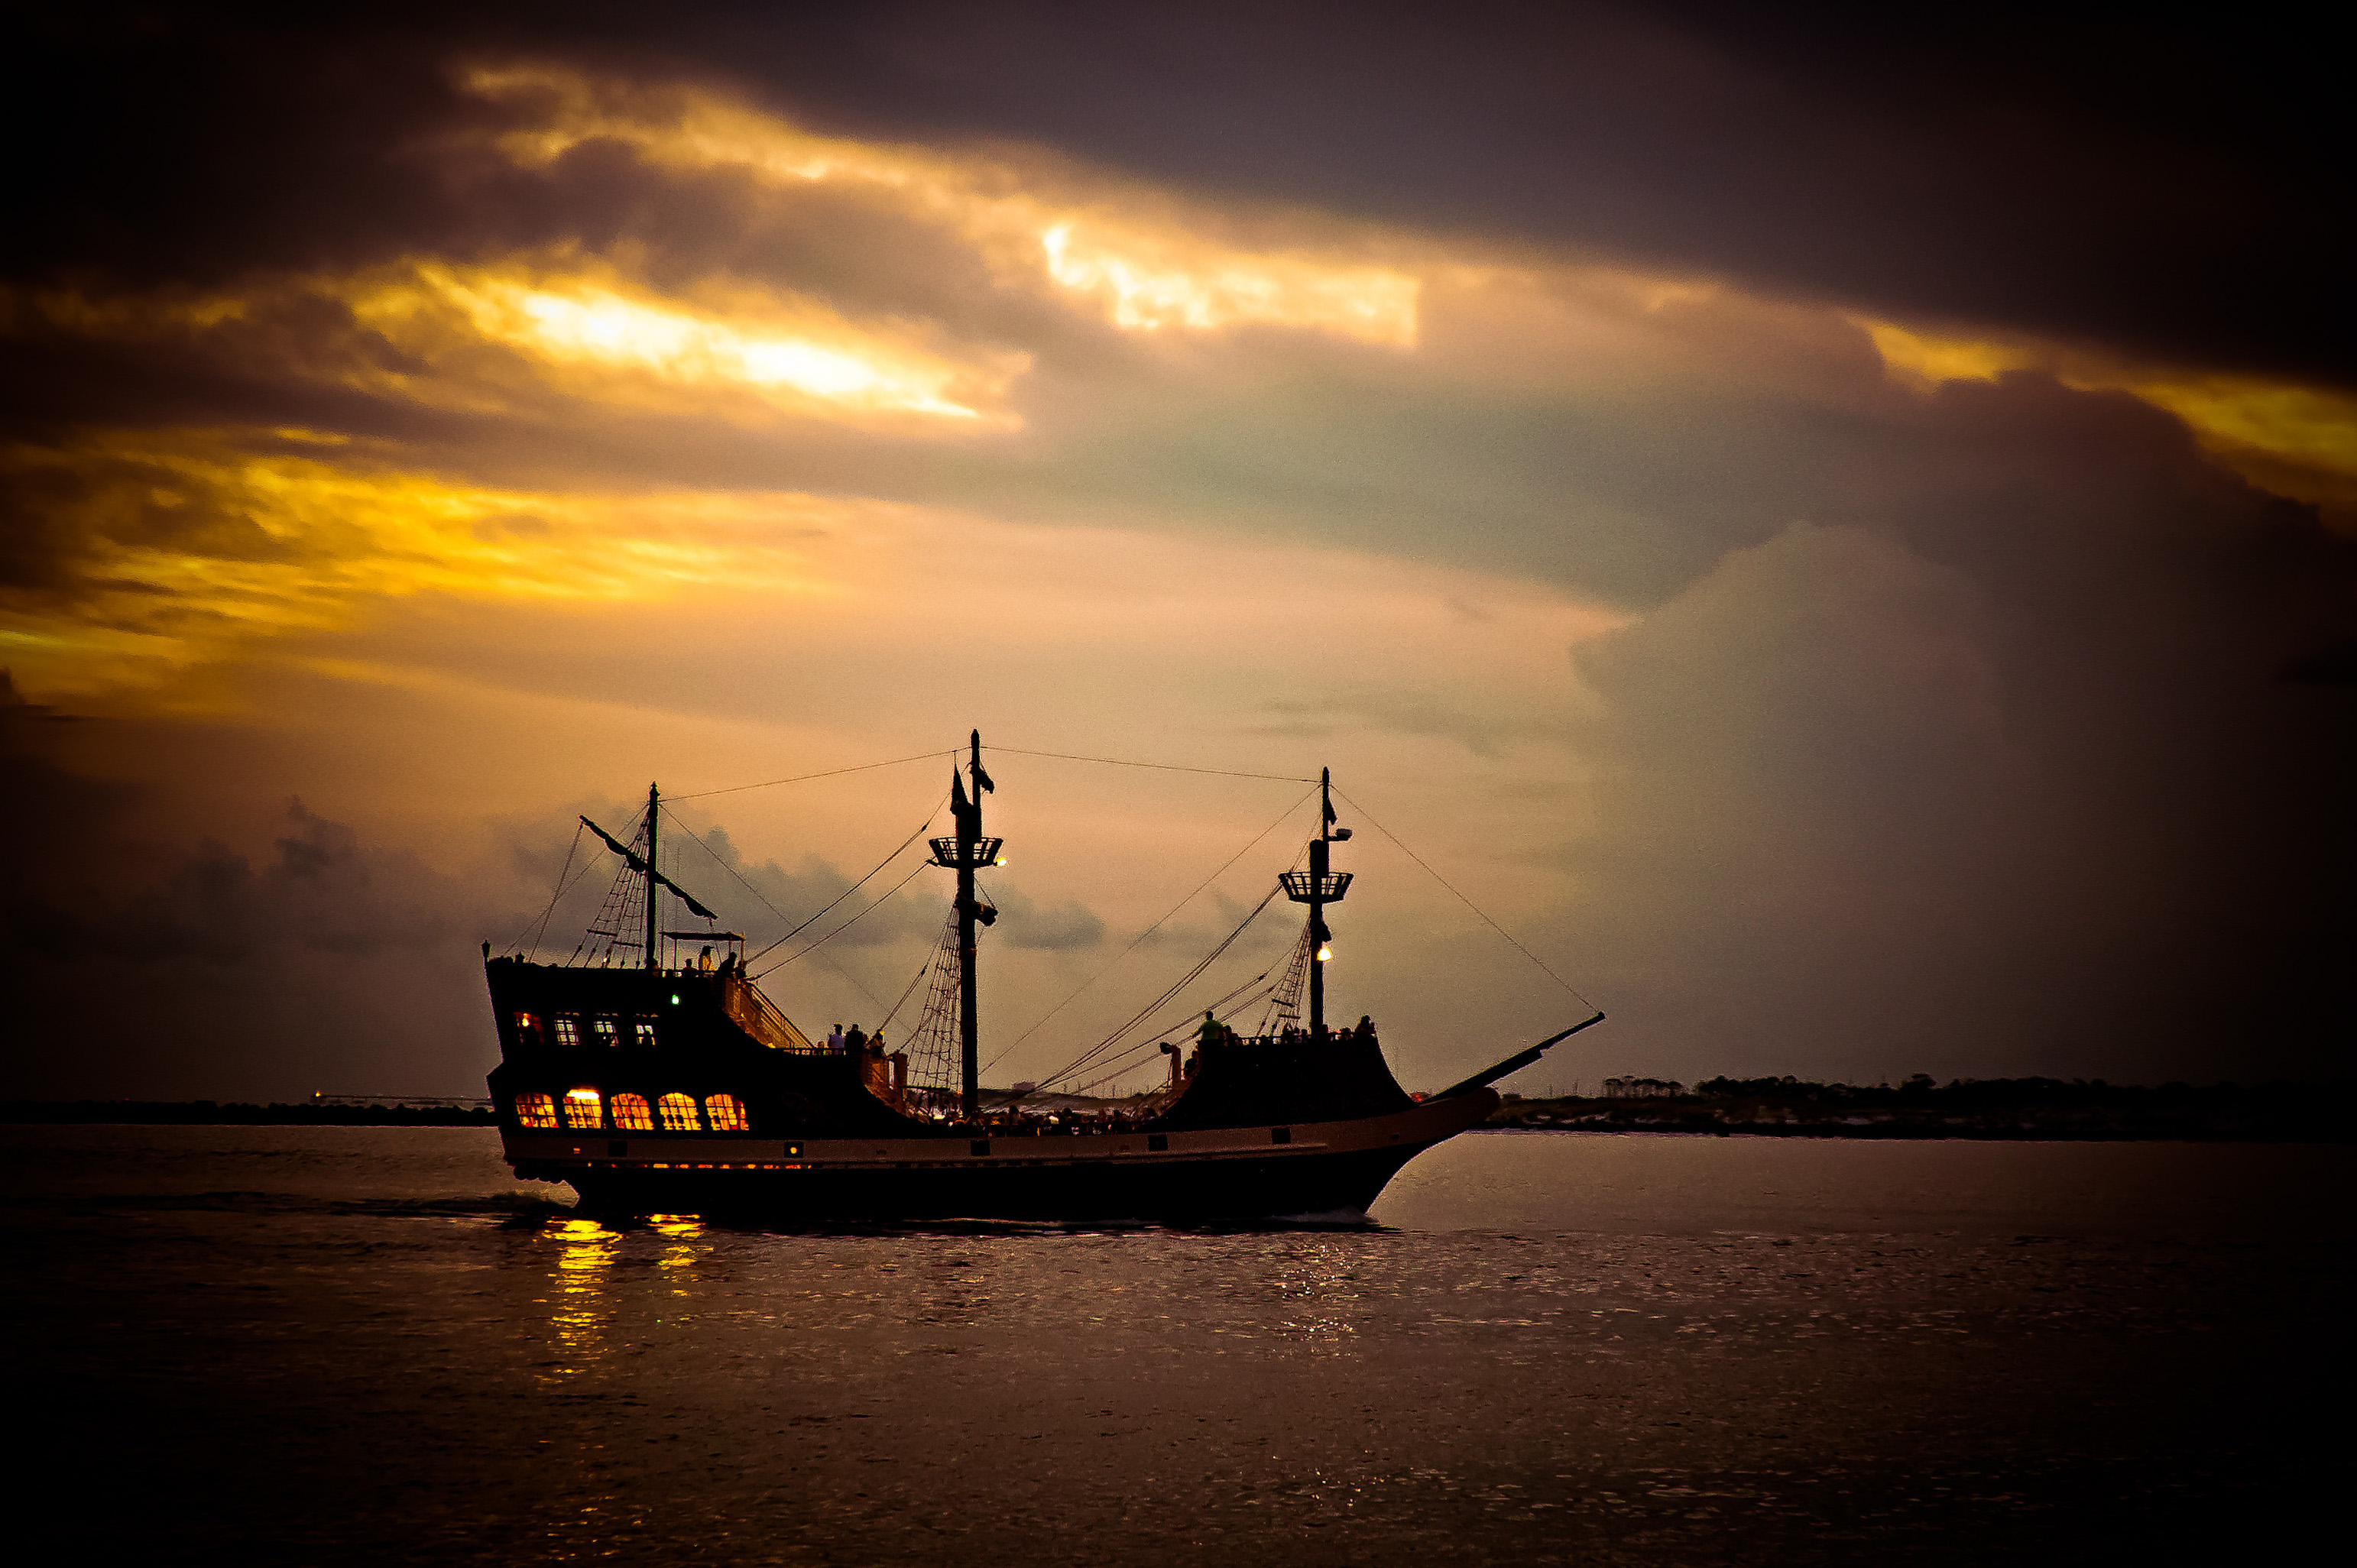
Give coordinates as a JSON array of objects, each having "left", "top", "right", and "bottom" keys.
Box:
[
  {"left": 511, "top": 1011, "right": 540, "bottom": 1042},
  {"left": 634, "top": 1017, "right": 657, "bottom": 1047},
  {"left": 703, "top": 1093, "right": 749, "bottom": 1132},
  {"left": 563, "top": 1089, "right": 603, "bottom": 1129},
  {"left": 553, "top": 1016, "right": 582, "bottom": 1048},
  {"left": 612, "top": 1093, "right": 654, "bottom": 1131},
  {"left": 589, "top": 1017, "right": 620, "bottom": 1047},
  {"left": 657, "top": 1093, "right": 701, "bottom": 1132},
  {"left": 514, "top": 1091, "right": 558, "bottom": 1129}
]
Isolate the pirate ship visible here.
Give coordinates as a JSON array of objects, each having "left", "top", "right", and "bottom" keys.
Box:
[{"left": 483, "top": 734, "right": 1600, "bottom": 1220}]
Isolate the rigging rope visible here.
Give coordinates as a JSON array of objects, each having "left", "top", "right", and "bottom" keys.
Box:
[
  {"left": 1033, "top": 885, "right": 1282, "bottom": 1091},
  {"left": 876, "top": 938, "right": 939, "bottom": 1037},
  {"left": 662, "top": 795, "right": 946, "bottom": 969},
  {"left": 1331, "top": 785, "right": 1596, "bottom": 1009},
  {"left": 657, "top": 799, "right": 939, "bottom": 1011},
  {"left": 982, "top": 783, "right": 1319, "bottom": 1074},
  {"left": 984, "top": 744, "right": 1313, "bottom": 783},
  {"left": 1251, "top": 922, "right": 1318, "bottom": 1035},
  {"left": 1066, "top": 970, "right": 1280, "bottom": 1097},
  {"left": 574, "top": 814, "right": 652, "bottom": 967},
  {"left": 505, "top": 821, "right": 587, "bottom": 960},
  {"left": 666, "top": 750, "right": 953, "bottom": 801},
  {"left": 753, "top": 860, "right": 932, "bottom": 980},
  {"left": 899, "top": 912, "right": 966, "bottom": 1097}
]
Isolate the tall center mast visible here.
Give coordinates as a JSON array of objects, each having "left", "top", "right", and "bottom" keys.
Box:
[
  {"left": 643, "top": 782, "right": 661, "bottom": 972},
  {"left": 1280, "top": 768, "right": 1352, "bottom": 1035},
  {"left": 929, "top": 731, "right": 999, "bottom": 1119}
]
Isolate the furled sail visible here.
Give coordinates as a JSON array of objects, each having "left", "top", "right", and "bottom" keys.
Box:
[{"left": 579, "top": 815, "right": 721, "bottom": 920}]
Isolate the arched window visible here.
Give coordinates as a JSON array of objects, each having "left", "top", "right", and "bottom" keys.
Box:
[
  {"left": 703, "top": 1093, "right": 749, "bottom": 1132},
  {"left": 563, "top": 1088, "right": 603, "bottom": 1129},
  {"left": 514, "top": 1091, "right": 558, "bottom": 1129},
  {"left": 611, "top": 1093, "right": 653, "bottom": 1131},
  {"left": 657, "top": 1093, "right": 701, "bottom": 1132}
]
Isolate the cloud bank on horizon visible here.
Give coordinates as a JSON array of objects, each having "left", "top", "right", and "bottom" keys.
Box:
[{"left": 3, "top": 4, "right": 2350, "bottom": 1100}]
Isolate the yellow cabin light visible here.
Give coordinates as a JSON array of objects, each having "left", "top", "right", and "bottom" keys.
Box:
[{"left": 1316, "top": 944, "right": 1332, "bottom": 962}]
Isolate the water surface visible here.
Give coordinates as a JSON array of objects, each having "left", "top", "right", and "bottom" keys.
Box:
[{"left": 9, "top": 1126, "right": 2343, "bottom": 1564}]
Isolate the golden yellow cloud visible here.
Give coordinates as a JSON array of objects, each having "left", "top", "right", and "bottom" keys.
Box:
[
  {"left": 1861, "top": 322, "right": 2035, "bottom": 389},
  {"left": 0, "top": 429, "right": 862, "bottom": 708},
  {"left": 1864, "top": 319, "right": 2357, "bottom": 513},
  {"left": 339, "top": 253, "right": 1030, "bottom": 426},
  {"left": 465, "top": 63, "right": 1421, "bottom": 347},
  {"left": 16, "top": 252, "right": 1029, "bottom": 431}
]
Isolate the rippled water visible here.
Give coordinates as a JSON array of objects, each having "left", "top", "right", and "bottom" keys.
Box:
[{"left": 9, "top": 1126, "right": 2345, "bottom": 1565}]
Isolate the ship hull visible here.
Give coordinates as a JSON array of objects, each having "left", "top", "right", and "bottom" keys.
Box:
[{"left": 506, "top": 1091, "right": 1499, "bottom": 1222}]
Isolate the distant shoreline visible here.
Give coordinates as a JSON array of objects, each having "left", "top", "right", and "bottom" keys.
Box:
[
  {"left": 1480, "top": 1079, "right": 2354, "bottom": 1143},
  {"left": 1, "top": 1100, "right": 495, "bottom": 1127},
  {"left": 1471, "top": 1124, "right": 2346, "bottom": 1143}
]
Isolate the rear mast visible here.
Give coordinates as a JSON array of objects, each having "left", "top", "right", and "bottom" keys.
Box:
[
  {"left": 1281, "top": 768, "right": 1353, "bottom": 1036},
  {"left": 929, "top": 731, "right": 1000, "bottom": 1119}
]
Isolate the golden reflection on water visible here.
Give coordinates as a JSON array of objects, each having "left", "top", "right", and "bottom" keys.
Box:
[
  {"left": 539, "top": 1216, "right": 620, "bottom": 1382},
  {"left": 533, "top": 1215, "right": 712, "bottom": 1384},
  {"left": 650, "top": 1213, "right": 708, "bottom": 1300}
]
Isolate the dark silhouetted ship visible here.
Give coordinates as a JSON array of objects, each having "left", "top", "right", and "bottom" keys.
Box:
[{"left": 484, "top": 734, "right": 1599, "bottom": 1220}]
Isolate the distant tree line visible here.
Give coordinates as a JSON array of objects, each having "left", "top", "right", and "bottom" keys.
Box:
[
  {"left": 1684, "top": 1075, "right": 2337, "bottom": 1107},
  {"left": 0, "top": 1100, "right": 497, "bottom": 1126}
]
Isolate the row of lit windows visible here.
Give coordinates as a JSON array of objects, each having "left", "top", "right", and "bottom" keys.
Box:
[
  {"left": 511, "top": 1012, "right": 656, "bottom": 1048},
  {"left": 514, "top": 1090, "right": 749, "bottom": 1132}
]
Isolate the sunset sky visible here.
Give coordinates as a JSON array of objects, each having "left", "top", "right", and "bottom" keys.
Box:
[{"left": 5, "top": 2, "right": 2350, "bottom": 1101}]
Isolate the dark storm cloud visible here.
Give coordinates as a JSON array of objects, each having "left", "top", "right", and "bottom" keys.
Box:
[
  {"left": 9, "top": 3, "right": 2345, "bottom": 386},
  {"left": 745, "top": 0, "right": 2352, "bottom": 387},
  {"left": 1555, "top": 375, "right": 2357, "bottom": 1083},
  {"left": 0, "top": 685, "right": 493, "bottom": 1098},
  {"left": 0, "top": 718, "right": 1035, "bottom": 1097}
]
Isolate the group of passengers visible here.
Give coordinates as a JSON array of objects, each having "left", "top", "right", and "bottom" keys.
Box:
[
  {"left": 1191, "top": 1011, "right": 1380, "bottom": 1049},
  {"left": 823, "top": 1022, "right": 889, "bottom": 1057}
]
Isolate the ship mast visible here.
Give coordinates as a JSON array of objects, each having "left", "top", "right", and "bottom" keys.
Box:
[
  {"left": 1281, "top": 768, "right": 1352, "bottom": 1035},
  {"left": 929, "top": 731, "right": 1000, "bottom": 1119},
  {"left": 575, "top": 788, "right": 722, "bottom": 971},
  {"left": 643, "top": 782, "right": 660, "bottom": 972}
]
